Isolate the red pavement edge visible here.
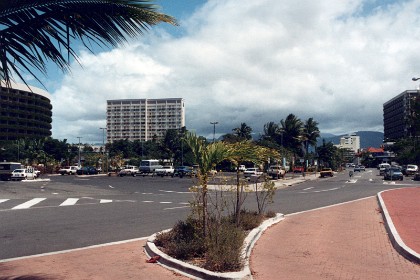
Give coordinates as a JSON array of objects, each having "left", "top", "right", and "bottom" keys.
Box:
[{"left": 377, "top": 187, "right": 420, "bottom": 264}]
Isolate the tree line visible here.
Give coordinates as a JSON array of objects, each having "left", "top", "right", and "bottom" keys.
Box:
[{"left": 0, "top": 113, "right": 354, "bottom": 172}]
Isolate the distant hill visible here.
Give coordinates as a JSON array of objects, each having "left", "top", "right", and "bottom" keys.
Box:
[{"left": 319, "top": 131, "right": 384, "bottom": 149}]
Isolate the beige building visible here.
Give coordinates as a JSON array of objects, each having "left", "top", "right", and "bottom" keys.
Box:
[
  {"left": 335, "top": 134, "right": 360, "bottom": 153},
  {"left": 106, "top": 98, "right": 185, "bottom": 143}
]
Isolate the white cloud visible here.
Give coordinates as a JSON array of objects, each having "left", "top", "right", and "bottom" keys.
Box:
[{"left": 51, "top": 0, "right": 420, "bottom": 143}]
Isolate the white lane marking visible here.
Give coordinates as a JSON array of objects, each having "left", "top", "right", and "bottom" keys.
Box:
[
  {"left": 303, "top": 187, "right": 314, "bottom": 191},
  {"left": 100, "top": 199, "right": 113, "bottom": 204},
  {"left": 109, "top": 185, "right": 114, "bottom": 188},
  {"left": 299, "top": 186, "right": 343, "bottom": 194},
  {"left": 160, "top": 202, "right": 172, "bottom": 204},
  {"left": 347, "top": 179, "right": 357, "bottom": 183},
  {"left": 0, "top": 199, "right": 10, "bottom": 204},
  {"left": 164, "top": 206, "right": 190, "bottom": 210},
  {"left": 59, "top": 198, "right": 79, "bottom": 206},
  {"left": 142, "top": 201, "right": 154, "bottom": 203},
  {"left": 12, "top": 198, "right": 47, "bottom": 210}
]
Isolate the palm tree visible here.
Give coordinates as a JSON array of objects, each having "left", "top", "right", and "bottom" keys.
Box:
[
  {"left": 232, "top": 123, "right": 253, "bottom": 141},
  {"left": 184, "top": 131, "right": 230, "bottom": 236},
  {"left": 302, "top": 118, "right": 320, "bottom": 156},
  {"left": 262, "top": 121, "right": 280, "bottom": 143},
  {"left": 280, "top": 114, "right": 303, "bottom": 156},
  {"left": 0, "top": 0, "right": 177, "bottom": 88}
]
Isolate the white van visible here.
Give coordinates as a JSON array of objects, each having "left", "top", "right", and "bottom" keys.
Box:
[
  {"left": 139, "top": 159, "right": 162, "bottom": 175},
  {"left": 379, "top": 163, "right": 391, "bottom": 175}
]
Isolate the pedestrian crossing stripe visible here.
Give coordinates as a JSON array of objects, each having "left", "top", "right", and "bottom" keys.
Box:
[
  {"left": 0, "top": 197, "right": 115, "bottom": 210},
  {"left": 12, "top": 198, "right": 47, "bottom": 209}
]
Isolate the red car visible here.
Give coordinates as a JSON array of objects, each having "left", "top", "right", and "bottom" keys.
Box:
[{"left": 293, "top": 166, "right": 304, "bottom": 173}]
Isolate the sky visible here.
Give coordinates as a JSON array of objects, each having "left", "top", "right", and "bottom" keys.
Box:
[{"left": 21, "top": 0, "right": 420, "bottom": 144}]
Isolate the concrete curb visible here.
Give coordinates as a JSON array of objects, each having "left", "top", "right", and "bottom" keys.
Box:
[
  {"left": 144, "top": 213, "right": 285, "bottom": 280},
  {"left": 377, "top": 190, "right": 420, "bottom": 264}
]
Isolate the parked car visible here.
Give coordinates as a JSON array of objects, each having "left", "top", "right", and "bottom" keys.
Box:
[
  {"left": 118, "top": 165, "right": 139, "bottom": 177},
  {"left": 172, "top": 166, "right": 195, "bottom": 178},
  {"left": 293, "top": 166, "right": 304, "bottom": 173},
  {"left": 267, "top": 165, "right": 286, "bottom": 179},
  {"left": 405, "top": 164, "right": 418, "bottom": 176},
  {"left": 244, "top": 167, "right": 263, "bottom": 178},
  {"left": 383, "top": 167, "right": 403, "bottom": 181},
  {"left": 413, "top": 172, "right": 420, "bottom": 181},
  {"left": 76, "top": 166, "right": 98, "bottom": 175},
  {"left": 11, "top": 168, "right": 37, "bottom": 181},
  {"left": 155, "top": 166, "right": 175, "bottom": 177},
  {"left": 59, "top": 166, "right": 80, "bottom": 175},
  {"left": 238, "top": 165, "right": 246, "bottom": 172}
]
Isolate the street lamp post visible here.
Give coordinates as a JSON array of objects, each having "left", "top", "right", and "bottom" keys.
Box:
[
  {"left": 77, "top": 137, "right": 82, "bottom": 167},
  {"left": 210, "top": 121, "right": 218, "bottom": 142},
  {"left": 99, "top": 128, "right": 107, "bottom": 173}
]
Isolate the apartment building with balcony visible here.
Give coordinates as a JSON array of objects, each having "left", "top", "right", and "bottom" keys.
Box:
[
  {"left": 0, "top": 82, "right": 52, "bottom": 141},
  {"left": 106, "top": 98, "right": 185, "bottom": 143},
  {"left": 383, "top": 90, "right": 419, "bottom": 142}
]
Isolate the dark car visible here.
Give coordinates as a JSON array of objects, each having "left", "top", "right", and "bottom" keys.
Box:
[
  {"left": 172, "top": 166, "right": 194, "bottom": 178},
  {"left": 76, "top": 166, "right": 98, "bottom": 175},
  {"left": 354, "top": 165, "right": 365, "bottom": 172},
  {"left": 383, "top": 167, "right": 403, "bottom": 181}
]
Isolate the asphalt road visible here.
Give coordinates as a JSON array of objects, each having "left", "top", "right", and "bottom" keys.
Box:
[{"left": 0, "top": 169, "right": 417, "bottom": 260}]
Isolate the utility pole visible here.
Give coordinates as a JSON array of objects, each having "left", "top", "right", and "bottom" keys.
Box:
[
  {"left": 77, "top": 137, "right": 82, "bottom": 167},
  {"left": 210, "top": 121, "right": 218, "bottom": 142}
]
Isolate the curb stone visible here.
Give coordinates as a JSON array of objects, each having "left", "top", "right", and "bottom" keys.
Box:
[
  {"left": 144, "top": 213, "right": 285, "bottom": 280},
  {"left": 377, "top": 190, "right": 420, "bottom": 264}
]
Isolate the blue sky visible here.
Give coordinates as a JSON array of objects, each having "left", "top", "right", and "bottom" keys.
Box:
[{"left": 19, "top": 0, "right": 420, "bottom": 144}]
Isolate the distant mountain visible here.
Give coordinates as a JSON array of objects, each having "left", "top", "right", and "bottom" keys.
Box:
[{"left": 319, "top": 131, "right": 384, "bottom": 149}]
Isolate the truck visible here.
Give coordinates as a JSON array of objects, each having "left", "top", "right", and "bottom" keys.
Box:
[
  {"left": 267, "top": 165, "right": 286, "bottom": 179},
  {"left": 59, "top": 166, "right": 80, "bottom": 175},
  {"left": 155, "top": 166, "right": 175, "bottom": 177},
  {"left": 0, "top": 162, "right": 23, "bottom": 180}
]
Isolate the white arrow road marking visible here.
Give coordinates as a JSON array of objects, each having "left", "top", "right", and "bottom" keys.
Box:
[
  {"left": 60, "top": 198, "right": 79, "bottom": 206},
  {"left": 12, "top": 198, "right": 46, "bottom": 210}
]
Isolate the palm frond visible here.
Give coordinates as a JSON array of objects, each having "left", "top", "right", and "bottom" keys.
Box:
[{"left": 0, "top": 0, "right": 177, "bottom": 88}]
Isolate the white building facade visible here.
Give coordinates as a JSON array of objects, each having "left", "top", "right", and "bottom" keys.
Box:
[
  {"left": 335, "top": 134, "right": 361, "bottom": 153},
  {"left": 106, "top": 98, "right": 185, "bottom": 143}
]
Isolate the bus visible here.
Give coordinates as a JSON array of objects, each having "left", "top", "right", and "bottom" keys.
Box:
[{"left": 0, "top": 162, "right": 23, "bottom": 180}]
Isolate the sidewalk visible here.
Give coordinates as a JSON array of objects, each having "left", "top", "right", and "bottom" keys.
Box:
[
  {"left": 250, "top": 187, "right": 420, "bottom": 280},
  {"left": 0, "top": 184, "right": 419, "bottom": 279}
]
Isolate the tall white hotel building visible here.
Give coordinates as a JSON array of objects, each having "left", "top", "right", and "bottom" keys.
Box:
[{"left": 106, "top": 98, "right": 185, "bottom": 143}]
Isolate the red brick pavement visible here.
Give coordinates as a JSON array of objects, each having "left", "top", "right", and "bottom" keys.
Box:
[
  {"left": 250, "top": 196, "right": 420, "bottom": 280},
  {"left": 380, "top": 187, "right": 420, "bottom": 254}
]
